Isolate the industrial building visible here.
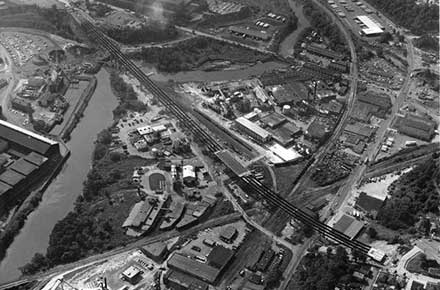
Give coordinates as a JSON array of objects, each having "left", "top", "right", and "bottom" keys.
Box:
[
  {"left": 356, "top": 15, "right": 384, "bottom": 36},
  {"left": 164, "top": 270, "right": 209, "bottom": 290},
  {"left": 0, "top": 120, "right": 59, "bottom": 216},
  {"left": 141, "top": 241, "right": 169, "bottom": 262},
  {"left": 220, "top": 226, "right": 238, "bottom": 243},
  {"left": 229, "top": 26, "right": 271, "bottom": 41},
  {"left": 305, "top": 44, "right": 344, "bottom": 60},
  {"left": 167, "top": 245, "right": 234, "bottom": 285},
  {"left": 268, "top": 143, "right": 302, "bottom": 164},
  {"left": 235, "top": 117, "right": 272, "bottom": 143},
  {"left": 333, "top": 214, "right": 364, "bottom": 240},
  {"left": 394, "top": 113, "right": 437, "bottom": 141}
]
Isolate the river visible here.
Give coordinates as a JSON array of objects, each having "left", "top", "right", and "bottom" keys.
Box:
[
  {"left": 0, "top": 69, "right": 119, "bottom": 283},
  {"left": 279, "top": 0, "right": 311, "bottom": 57}
]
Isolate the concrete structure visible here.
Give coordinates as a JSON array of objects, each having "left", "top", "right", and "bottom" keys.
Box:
[
  {"left": 235, "top": 117, "right": 272, "bottom": 143},
  {"left": 164, "top": 270, "right": 208, "bottom": 290},
  {"left": 141, "top": 241, "right": 168, "bottom": 262},
  {"left": 394, "top": 114, "right": 436, "bottom": 141},
  {"left": 333, "top": 214, "right": 364, "bottom": 240},
  {"left": 121, "top": 265, "right": 142, "bottom": 284},
  {"left": 182, "top": 165, "right": 196, "bottom": 185},
  {"left": 220, "top": 225, "right": 238, "bottom": 243},
  {"left": 229, "top": 26, "right": 271, "bottom": 41},
  {"left": 268, "top": 143, "right": 302, "bottom": 163},
  {"left": 356, "top": 15, "right": 384, "bottom": 36},
  {"left": 215, "top": 150, "right": 249, "bottom": 177},
  {"left": 167, "top": 253, "right": 221, "bottom": 284}
]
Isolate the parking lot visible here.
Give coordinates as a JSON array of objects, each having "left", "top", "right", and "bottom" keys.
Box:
[{"left": 0, "top": 31, "right": 57, "bottom": 67}]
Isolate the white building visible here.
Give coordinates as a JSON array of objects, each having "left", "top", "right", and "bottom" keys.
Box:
[
  {"left": 182, "top": 165, "right": 196, "bottom": 185},
  {"left": 356, "top": 15, "right": 384, "bottom": 36}
]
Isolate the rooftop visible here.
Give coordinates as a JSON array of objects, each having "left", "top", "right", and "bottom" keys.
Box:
[
  {"left": 0, "top": 181, "right": 12, "bottom": 197},
  {"left": 229, "top": 26, "right": 271, "bottom": 41},
  {"left": 0, "top": 120, "right": 58, "bottom": 155},
  {"left": 356, "top": 15, "right": 384, "bottom": 35},
  {"left": 122, "top": 200, "right": 153, "bottom": 228},
  {"left": 24, "top": 152, "right": 48, "bottom": 166},
  {"left": 215, "top": 150, "right": 249, "bottom": 177},
  {"left": 164, "top": 270, "right": 208, "bottom": 290},
  {"left": 236, "top": 117, "right": 272, "bottom": 140},
  {"left": 207, "top": 245, "right": 234, "bottom": 269},
  {"left": 344, "top": 123, "right": 375, "bottom": 138},
  {"left": 268, "top": 143, "right": 302, "bottom": 162},
  {"left": 167, "top": 253, "right": 220, "bottom": 283},
  {"left": 9, "top": 158, "right": 39, "bottom": 176},
  {"left": 333, "top": 214, "right": 364, "bottom": 240},
  {"left": 0, "top": 169, "right": 25, "bottom": 186}
]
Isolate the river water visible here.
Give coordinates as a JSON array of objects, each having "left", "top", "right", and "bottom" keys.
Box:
[
  {"left": 279, "top": 0, "right": 311, "bottom": 57},
  {"left": 0, "top": 69, "right": 119, "bottom": 283}
]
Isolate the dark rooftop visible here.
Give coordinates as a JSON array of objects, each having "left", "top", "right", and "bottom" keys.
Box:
[
  {"left": 358, "top": 91, "right": 392, "bottom": 110},
  {"left": 0, "top": 120, "right": 58, "bottom": 155},
  {"left": 164, "top": 270, "right": 208, "bottom": 290},
  {"left": 167, "top": 253, "right": 220, "bottom": 283},
  {"left": 0, "top": 169, "right": 25, "bottom": 186},
  {"left": 9, "top": 158, "right": 39, "bottom": 176},
  {"left": 0, "top": 181, "right": 12, "bottom": 197},
  {"left": 215, "top": 150, "right": 248, "bottom": 177},
  {"left": 394, "top": 114, "right": 436, "bottom": 141},
  {"left": 355, "top": 192, "right": 383, "bottom": 214},
  {"left": 24, "top": 152, "right": 48, "bottom": 166},
  {"left": 207, "top": 245, "right": 234, "bottom": 269}
]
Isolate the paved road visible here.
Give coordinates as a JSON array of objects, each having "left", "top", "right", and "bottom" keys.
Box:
[{"left": 324, "top": 14, "right": 417, "bottom": 234}]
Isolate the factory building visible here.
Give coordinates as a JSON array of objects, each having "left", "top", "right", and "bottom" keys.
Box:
[
  {"left": 0, "top": 120, "right": 60, "bottom": 216},
  {"left": 182, "top": 165, "right": 196, "bottom": 186},
  {"left": 229, "top": 26, "right": 271, "bottom": 41},
  {"left": 235, "top": 117, "right": 272, "bottom": 143}
]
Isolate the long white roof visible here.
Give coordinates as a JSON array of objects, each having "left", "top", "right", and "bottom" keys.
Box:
[
  {"left": 269, "top": 143, "right": 302, "bottom": 162},
  {"left": 236, "top": 117, "right": 271, "bottom": 139},
  {"left": 0, "top": 119, "right": 57, "bottom": 145},
  {"left": 357, "top": 15, "right": 384, "bottom": 35}
]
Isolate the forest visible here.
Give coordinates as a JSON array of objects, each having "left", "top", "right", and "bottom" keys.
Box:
[
  {"left": 104, "top": 24, "right": 178, "bottom": 45},
  {"left": 303, "top": 1, "right": 347, "bottom": 53},
  {"left": 110, "top": 72, "right": 148, "bottom": 119},
  {"left": 365, "top": 0, "right": 438, "bottom": 34},
  {"left": 414, "top": 34, "right": 439, "bottom": 53},
  {"left": 377, "top": 159, "right": 439, "bottom": 230},
  {"left": 290, "top": 247, "right": 359, "bottom": 289},
  {"left": 130, "top": 37, "right": 273, "bottom": 73}
]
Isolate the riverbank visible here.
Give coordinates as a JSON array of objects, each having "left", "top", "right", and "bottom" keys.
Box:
[
  {"left": 0, "top": 69, "right": 119, "bottom": 283},
  {"left": 0, "top": 141, "right": 70, "bottom": 263},
  {"left": 57, "top": 75, "right": 97, "bottom": 141}
]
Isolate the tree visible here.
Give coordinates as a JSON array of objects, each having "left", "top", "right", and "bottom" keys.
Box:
[{"left": 367, "top": 227, "right": 378, "bottom": 239}]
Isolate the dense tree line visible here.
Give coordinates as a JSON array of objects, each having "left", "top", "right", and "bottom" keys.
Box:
[
  {"left": 377, "top": 159, "right": 440, "bottom": 230},
  {"left": 104, "top": 23, "right": 178, "bottom": 45},
  {"left": 302, "top": 1, "right": 347, "bottom": 53},
  {"left": 364, "top": 0, "right": 438, "bottom": 34},
  {"left": 414, "top": 34, "right": 439, "bottom": 53},
  {"left": 130, "top": 37, "right": 273, "bottom": 73},
  {"left": 0, "top": 5, "right": 76, "bottom": 40},
  {"left": 20, "top": 129, "right": 149, "bottom": 275},
  {"left": 110, "top": 72, "right": 148, "bottom": 118},
  {"left": 292, "top": 247, "right": 357, "bottom": 289}
]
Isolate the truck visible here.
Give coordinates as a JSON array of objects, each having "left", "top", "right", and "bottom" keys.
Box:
[{"left": 405, "top": 141, "right": 417, "bottom": 147}]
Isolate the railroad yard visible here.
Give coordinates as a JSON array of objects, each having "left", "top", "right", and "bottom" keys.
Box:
[{"left": 0, "top": 0, "right": 439, "bottom": 290}]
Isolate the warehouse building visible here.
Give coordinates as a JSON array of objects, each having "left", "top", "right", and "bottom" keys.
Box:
[
  {"left": 305, "top": 44, "right": 344, "bottom": 60},
  {"left": 235, "top": 117, "right": 272, "bottom": 143},
  {"left": 394, "top": 113, "right": 437, "bottom": 141},
  {"left": 333, "top": 214, "right": 364, "bottom": 240},
  {"left": 356, "top": 15, "right": 384, "bottom": 36},
  {"left": 167, "top": 253, "right": 221, "bottom": 284},
  {"left": 0, "top": 120, "right": 59, "bottom": 216},
  {"left": 164, "top": 270, "right": 209, "bottom": 290},
  {"left": 229, "top": 26, "right": 271, "bottom": 41}
]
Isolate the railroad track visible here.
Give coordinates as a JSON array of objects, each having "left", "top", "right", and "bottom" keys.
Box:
[{"left": 76, "top": 13, "right": 374, "bottom": 259}]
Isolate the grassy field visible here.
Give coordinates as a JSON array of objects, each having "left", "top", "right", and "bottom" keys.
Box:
[{"left": 273, "top": 161, "right": 309, "bottom": 196}]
